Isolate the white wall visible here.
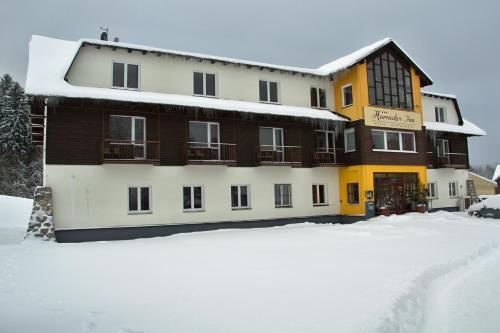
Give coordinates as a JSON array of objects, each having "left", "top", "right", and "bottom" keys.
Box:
[
  {"left": 67, "top": 46, "right": 334, "bottom": 110},
  {"left": 427, "top": 169, "right": 468, "bottom": 210},
  {"left": 421, "top": 95, "right": 459, "bottom": 124},
  {"left": 46, "top": 165, "right": 340, "bottom": 230}
]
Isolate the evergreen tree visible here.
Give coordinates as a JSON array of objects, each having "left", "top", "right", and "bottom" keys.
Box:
[
  {"left": 0, "top": 82, "right": 31, "bottom": 157},
  {"left": 0, "top": 74, "right": 14, "bottom": 125}
]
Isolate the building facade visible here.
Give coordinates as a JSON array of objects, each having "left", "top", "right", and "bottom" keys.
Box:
[{"left": 25, "top": 35, "right": 485, "bottom": 242}]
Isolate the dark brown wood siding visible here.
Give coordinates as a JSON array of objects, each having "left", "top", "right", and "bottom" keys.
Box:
[{"left": 426, "top": 131, "right": 470, "bottom": 169}]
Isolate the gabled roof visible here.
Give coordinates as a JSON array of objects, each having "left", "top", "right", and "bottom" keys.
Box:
[
  {"left": 424, "top": 119, "right": 486, "bottom": 136},
  {"left": 25, "top": 35, "right": 347, "bottom": 122},
  {"left": 422, "top": 90, "right": 464, "bottom": 125},
  {"left": 468, "top": 172, "right": 498, "bottom": 186},
  {"left": 493, "top": 165, "right": 500, "bottom": 182},
  {"left": 318, "top": 38, "right": 433, "bottom": 86}
]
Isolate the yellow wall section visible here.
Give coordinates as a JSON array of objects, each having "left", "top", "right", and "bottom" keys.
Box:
[{"left": 339, "top": 165, "right": 428, "bottom": 215}]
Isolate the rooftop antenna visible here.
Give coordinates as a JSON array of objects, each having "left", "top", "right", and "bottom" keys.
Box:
[{"left": 99, "top": 26, "right": 108, "bottom": 41}]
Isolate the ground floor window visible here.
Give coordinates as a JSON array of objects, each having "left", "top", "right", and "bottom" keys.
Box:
[
  {"left": 449, "top": 182, "right": 458, "bottom": 197},
  {"left": 374, "top": 173, "right": 418, "bottom": 213},
  {"left": 231, "top": 185, "right": 250, "bottom": 209},
  {"left": 347, "top": 183, "right": 359, "bottom": 204},
  {"left": 312, "top": 184, "right": 328, "bottom": 206},
  {"left": 128, "top": 186, "right": 151, "bottom": 213},
  {"left": 275, "top": 184, "right": 292, "bottom": 208},
  {"left": 183, "top": 186, "right": 204, "bottom": 211},
  {"left": 427, "top": 182, "right": 438, "bottom": 198}
]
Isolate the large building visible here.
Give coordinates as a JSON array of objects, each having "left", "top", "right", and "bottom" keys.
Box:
[{"left": 25, "top": 35, "right": 485, "bottom": 242}]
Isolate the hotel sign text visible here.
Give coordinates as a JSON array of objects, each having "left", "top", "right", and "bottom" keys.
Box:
[{"left": 364, "top": 106, "right": 421, "bottom": 131}]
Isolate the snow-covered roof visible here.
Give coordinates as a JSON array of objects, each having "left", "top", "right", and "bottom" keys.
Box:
[
  {"left": 25, "top": 35, "right": 347, "bottom": 122},
  {"left": 421, "top": 90, "right": 457, "bottom": 99},
  {"left": 468, "top": 172, "right": 498, "bottom": 186},
  {"left": 493, "top": 165, "right": 500, "bottom": 182},
  {"left": 318, "top": 38, "right": 433, "bottom": 86},
  {"left": 421, "top": 90, "right": 464, "bottom": 125},
  {"left": 424, "top": 119, "right": 486, "bottom": 136}
]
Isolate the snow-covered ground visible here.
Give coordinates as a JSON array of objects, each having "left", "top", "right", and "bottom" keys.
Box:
[
  {"left": 1, "top": 211, "right": 500, "bottom": 333},
  {"left": 0, "top": 195, "right": 32, "bottom": 244}
]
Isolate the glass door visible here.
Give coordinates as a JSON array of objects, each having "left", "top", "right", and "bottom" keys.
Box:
[{"left": 133, "top": 117, "right": 146, "bottom": 159}]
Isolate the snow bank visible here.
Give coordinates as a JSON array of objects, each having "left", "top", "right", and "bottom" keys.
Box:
[
  {"left": 1, "top": 211, "right": 500, "bottom": 332},
  {"left": 469, "top": 195, "right": 500, "bottom": 212},
  {"left": 0, "top": 195, "right": 32, "bottom": 244}
]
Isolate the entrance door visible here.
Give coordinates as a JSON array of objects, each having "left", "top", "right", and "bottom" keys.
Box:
[{"left": 374, "top": 173, "right": 418, "bottom": 214}]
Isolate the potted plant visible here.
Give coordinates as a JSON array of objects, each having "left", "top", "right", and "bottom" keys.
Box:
[
  {"left": 379, "top": 191, "right": 393, "bottom": 216},
  {"left": 414, "top": 182, "right": 428, "bottom": 213}
]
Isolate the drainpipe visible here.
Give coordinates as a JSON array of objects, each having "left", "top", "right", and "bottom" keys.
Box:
[{"left": 42, "top": 97, "right": 48, "bottom": 186}]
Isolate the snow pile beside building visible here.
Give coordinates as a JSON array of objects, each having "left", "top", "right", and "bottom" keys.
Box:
[
  {"left": 1, "top": 212, "right": 500, "bottom": 332},
  {"left": 0, "top": 195, "right": 32, "bottom": 244}
]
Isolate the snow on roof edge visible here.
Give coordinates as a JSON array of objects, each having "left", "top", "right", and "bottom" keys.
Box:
[
  {"left": 421, "top": 90, "right": 457, "bottom": 99},
  {"left": 468, "top": 172, "right": 498, "bottom": 185},
  {"left": 424, "top": 119, "right": 486, "bottom": 136},
  {"left": 493, "top": 165, "right": 500, "bottom": 182}
]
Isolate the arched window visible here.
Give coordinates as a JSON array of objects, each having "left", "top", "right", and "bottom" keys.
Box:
[{"left": 367, "top": 51, "right": 413, "bottom": 110}]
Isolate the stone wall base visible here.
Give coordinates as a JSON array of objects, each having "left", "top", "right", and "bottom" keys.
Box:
[{"left": 28, "top": 186, "right": 55, "bottom": 240}]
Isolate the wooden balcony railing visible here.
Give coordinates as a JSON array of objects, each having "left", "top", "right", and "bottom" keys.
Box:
[
  {"left": 255, "top": 145, "right": 302, "bottom": 166},
  {"left": 312, "top": 148, "right": 345, "bottom": 166},
  {"left": 185, "top": 142, "right": 236, "bottom": 166},
  {"left": 427, "top": 151, "right": 468, "bottom": 169},
  {"left": 103, "top": 139, "right": 160, "bottom": 164}
]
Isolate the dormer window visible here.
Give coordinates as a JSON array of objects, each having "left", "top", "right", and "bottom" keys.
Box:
[
  {"left": 112, "top": 62, "right": 139, "bottom": 89},
  {"left": 259, "top": 80, "right": 279, "bottom": 103},
  {"left": 311, "top": 87, "right": 327, "bottom": 108},
  {"left": 435, "top": 107, "right": 446, "bottom": 122},
  {"left": 193, "top": 72, "right": 217, "bottom": 97}
]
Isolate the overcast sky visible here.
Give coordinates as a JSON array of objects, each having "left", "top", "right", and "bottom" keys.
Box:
[{"left": 1, "top": 0, "right": 499, "bottom": 165}]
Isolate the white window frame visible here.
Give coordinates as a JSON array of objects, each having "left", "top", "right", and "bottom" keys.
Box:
[
  {"left": 183, "top": 185, "right": 205, "bottom": 212},
  {"left": 259, "top": 127, "right": 284, "bottom": 151},
  {"left": 231, "top": 184, "right": 251, "bottom": 210},
  {"left": 449, "top": 181, "right": 458, "bottom": 198},
  {"left": 427, "top": 182, "right": 438, "bottom": 199},
  {"left": 275, "top": 184, "right": 292, "bottom": 208},
  {"left": 341, "top": 83, "right": 353, "bottom": 107},
  {"left": 127, "top": 185, "right": 152, "bottom": 214},
  {"left": 193, "top": 71, "right": 218, "bottom": 97},
  {"left": 112, "top": 62, "right": 140, "bottom": 90},
  {"left": 344, "top": 128, "right": 356, "bottom": 153},
  {"left": 110, "top": 115, "right": 147, "bottom": 159},
  {"left": 371, "top": 129, "right": 416, "bottom": 153},
  {"left": 312, "top": 183, "right": 328, "bottom": 206},
  {"left": 310, "top": 86, "right": 327, "bottom": 109},
  {"left": 259, "top": 79, "right": 280, "bottom": 104},
  {"left": 315, "top": 130, "right": 336, "bottom": 152},
  {"left": 435, "top": 106, "right": 446, "bottom": 123},
  {"left": 188, "top": 121, "right": 220, "bottom": 147},
  {"left": 437, "top": 139, "right": 450, "bottom": 158}
]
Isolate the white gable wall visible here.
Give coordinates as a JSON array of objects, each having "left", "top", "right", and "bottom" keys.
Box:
[
  {"left": 66, "top": 45, "right": 334, "bottom": 110},
  {"left": 421, "top": 95, "right": 460, "bottom": 125}
]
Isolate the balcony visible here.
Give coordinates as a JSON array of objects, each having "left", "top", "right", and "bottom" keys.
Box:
[
  {"left": 185, "top": 142, "right": 236, "bottom": 166},
  {"left": 255, "top": 145, "right": 302, "bottom": 167},
  {"left": 103, "top": 139, "right": 160, "bottom": 164},
  {"left": 312, "top": 148, "right": 345, "bottom": 166},
  {"left": 427, "top": 152, "right": 468, "bottom": 169}
]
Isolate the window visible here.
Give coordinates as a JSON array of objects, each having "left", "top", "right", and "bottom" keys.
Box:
[
  {"left": 342, "top": 84, "right": 353, "bottom": 107},
  {"left": 259, "top": 80, "right": 279, "bottom": 103},
  {"left": 449, "top": 182, "right": 458, "bottom": 197},
  {"left": 366, "top": 51, "right": 413, "bottom": 110},
  {"left": 193, "top": 72, "right": 217, "bottom": 97},
  {"left": 312, "top": 184, "right": 328, "bottom": 206},
  {"left": 110, "top": 115, "right": 146, "bottom": 159},
  {"left": 128, "top": 186, "right": 151, "bottom": 213},
  {"left": 231, "top": 185, "right": 250, "bottom": 209},
  {"left": 183, "top": 186, "right": 204, "bottom": 211},
  {"left": 113, "top": 62, "right": 139, "bottom": 89},
  {"left": 371, "top": 130, "right": 416, "bottom": 152},
  {"left": 347, "top": 183, "right": 359, "bottom": 204},
  {"left": 259, "top": 127, "right": 283, "bottom": 150},
  {"left": 344, "top": 128, "right": 356, "bottom": 153},
  {"left": 275, "top": 184, "right": 292, "bottom": 208},
  {"left": 427, "top": 183, "right": 437, "bottom": 198},
  {"left": 311, "top": 87, "right": 327, "bottom": 108},
  {"left": 315, "top": 130, "right": 335, "bottom": 152},
  {"left": 188, "top": 121, "right": 219, "bottom": 147},
  {"left": 437, "top": 139, "right": 449, "bottom": 158},
  {"left": 435, "top": 107, "right": 446, "bottom": 122}
]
